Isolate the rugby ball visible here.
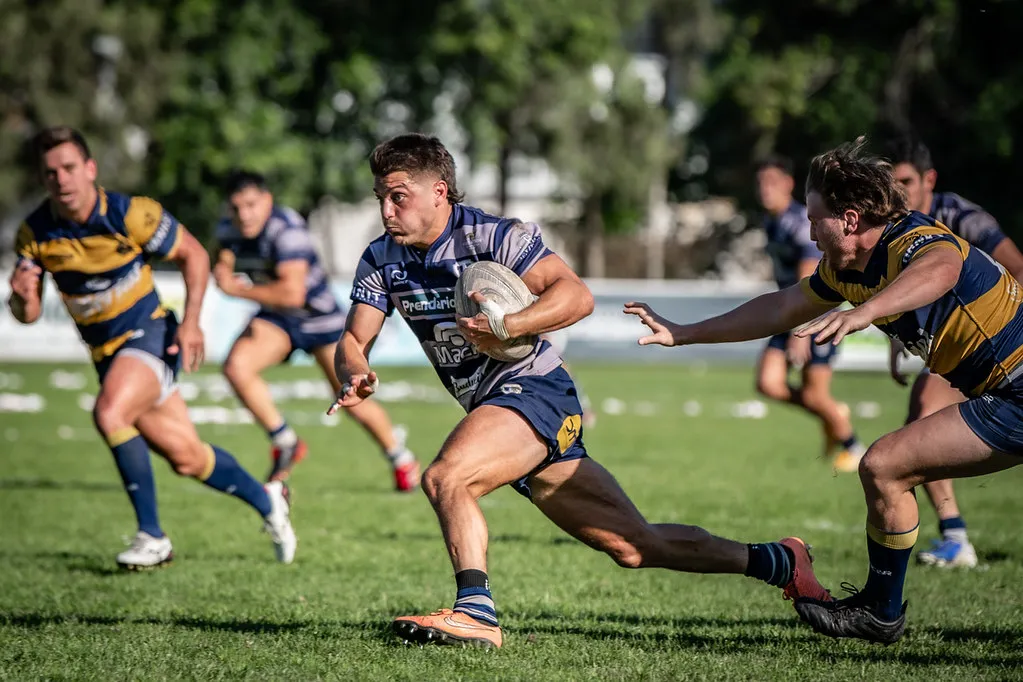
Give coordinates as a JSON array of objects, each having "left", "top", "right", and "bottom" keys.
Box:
[{"left": 454, "top": 261, "right": 538, "bottom": 362}]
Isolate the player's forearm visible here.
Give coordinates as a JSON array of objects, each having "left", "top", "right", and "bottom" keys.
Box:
[
  {"left": 504, "top": 278, "right": 594, "bottom": 338},
  {"left": 233, "top": 281, "right": 306, "bottom": 308},
  {"left": 7, "top": 293, "right": 40, "bottom": 324},
  {"left": 335, "top": 332, "right": 372, "bottom": 385},
  {"left": 858, "top": 254, "right": 960, "bottom": 323},
  {"left": 676, "top": 290, "right": 808, "bottom": 345},
  {"left": 177, "top": 251, "right": 210, "bottom": 327}
]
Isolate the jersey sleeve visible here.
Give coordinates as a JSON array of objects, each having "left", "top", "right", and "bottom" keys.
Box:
[
  {"left": 799, "top": 263, "right": 845, "bottom": 305},
  {"left": 955, "top": 209, "right": 1006, "bottom": 255},
  {"left": 14, "top": 223, "right": 41, "bottom": 267},
  {"left": 272, "top": 226, "right": 316, "bottom": 264},
  {"left": 124, "top": 196, "right": 182, "bottom": 259},
  {"left": 891, "top": 226, "right": 965, "bottom": 272},
  {"left": 350, "top": 246, "right": 393, "bottom": 316},
  {"left": 492, "top": 220, "right": 552, "bottom": 276}
]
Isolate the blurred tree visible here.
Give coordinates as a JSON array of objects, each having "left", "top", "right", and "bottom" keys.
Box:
[
  {"left": 0, "top": 0, "right": 176, "bottom": 242},
  {"left": 685, "top": 0, "right": 1021, "bottom": 237}
]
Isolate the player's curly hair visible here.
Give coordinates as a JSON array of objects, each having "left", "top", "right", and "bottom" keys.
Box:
[
  {"left": 806, "top": 136, "right": 908, "bottom": 225},
  {"left": 370, "top": 133, "right": 464, "bottom": 204}
]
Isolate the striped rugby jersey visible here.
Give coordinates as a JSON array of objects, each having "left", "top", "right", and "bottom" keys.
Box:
[
  {"left": 930, "top": 191, "right": 1007, "bottom": 255},
  {"left": 801, "top": 210, "right": 1023, "bottom": 396},
  {"left": 351, "top": 203, "right": 563, "bottom": 410},
  {"left": 215, "top": 206, "right": 344, "bottom": 332},
  {"left": 15, "top": 188, "right": 181, "bottom": 362}
]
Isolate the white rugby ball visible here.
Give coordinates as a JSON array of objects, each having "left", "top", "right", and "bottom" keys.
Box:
[{"left": 454, "top": 261, "right": 538, "bottom": 362}]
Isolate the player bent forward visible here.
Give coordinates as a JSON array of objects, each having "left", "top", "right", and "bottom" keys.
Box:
[
  {"left": 328, "top": 133, "right": 831, "bottom": 649},
  {"left": 626, "top": 138, "right": 1023, "bottom": 644},
  {"left": 8, "top": 127, "right": 296, "bottom": 569}
]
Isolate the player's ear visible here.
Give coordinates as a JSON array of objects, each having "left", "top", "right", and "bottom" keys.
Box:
[
  {"left": 923, "top": 169, "right": 937, "bottom": 192},
  {"left": 434, "top": 179, "right": 448, "bottom": 207},
  {"left": 84, "top": 158, "right": 98, "bottom": 183},
  {"left": 843, "top": 209, "right": 860, "bottom": 234}
]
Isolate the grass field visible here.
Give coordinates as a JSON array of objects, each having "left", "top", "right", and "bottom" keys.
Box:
[{"left": 1, "top": 361, "right": 1022, "bottom": 681}]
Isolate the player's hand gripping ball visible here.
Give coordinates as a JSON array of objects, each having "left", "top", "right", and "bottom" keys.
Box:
[{"left": 454, "top": 261, "right": 538, "bottom": 362}]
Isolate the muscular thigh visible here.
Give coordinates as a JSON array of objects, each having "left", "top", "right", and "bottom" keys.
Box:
[
  {"left": 226, "top": 317, "right": 293, "bottom": 373},
  {"left": 874, "top": 403, "right": 1020, "bottom": 486},
  {"left": 95, "top": 353, "right": 164, "bottom": 424},
  {"left": 432, "top": 405, "right": 549, "bottom": 499}
]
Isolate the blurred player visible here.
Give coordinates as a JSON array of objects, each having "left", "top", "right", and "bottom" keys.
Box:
[
  {"left": 329, "top": 133, "right": 830, "bottom": 649},
  {"left": 754, "top": 155, "right": 863, "bottom": 472},
  {"left": 885, "top": 135, "right": 1023, "bottom": 568},
  {"left": 627, "top": 138, "right": 1023, "bottom": 644},
  {"left": 7, "top": 127, "right": 295, "bottom": 569},
  {"left": 214, "top": 171, "right": 419, "bottom": 489}
]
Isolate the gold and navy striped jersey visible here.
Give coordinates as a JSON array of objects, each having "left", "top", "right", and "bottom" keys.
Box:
[
  {"left": 800, "top": 210, "right": 1023, "bottom": 396},
  {"left": 15, "top": 188, "right": 183, "bottom": 362}
]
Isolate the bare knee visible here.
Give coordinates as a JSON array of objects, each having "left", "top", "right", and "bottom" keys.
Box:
[
  {"left": 858, "top": 436, "right": 904, "bottom": 493},
  {"left": 800, "top": 385, "right": 830, "bottom": 414},
  {"left": 93, "top": 396, "right": 131, "bottom": 437},
  {"left": 422, "top": 460, "right": 458, "bottom": 506},
  {"left": 755, "top": 376, "right": 788, "bottom": 401},
  {"left": 604, "top": 535, "right": 646, "bottom": 569},
  {"left": 222, "top": 354, "right": 254, "bottom": 389}
]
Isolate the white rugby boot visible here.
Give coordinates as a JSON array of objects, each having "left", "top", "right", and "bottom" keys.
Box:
[
  {"left": 116, "top": 531, "right": 173, "bottom": 570},
  {"left": 263, "top": 481, "right": 297, "bottom": 564}
]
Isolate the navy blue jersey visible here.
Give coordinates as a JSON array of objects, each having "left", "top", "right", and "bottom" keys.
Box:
[
  {"left": 351, "top": 203, "right": 563, "bottom": 410},
  {"left": 930, "top": 191, "right": 1006, "bottom": 256},
  {"left": 216, "top": 206, "right": 343, "bottom": 329},
  {"left": 763, "top": 201, "right": 821, "bottom": 288}
]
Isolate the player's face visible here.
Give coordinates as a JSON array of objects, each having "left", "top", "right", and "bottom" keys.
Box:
[
  {"left": 374, "top": 171, "right": 447, "bottom": 248},
  {"left": 41, "top": 142, "right": 98, "bottom": 217},
  {"left": 755, "top": 167, "right": 794, "bottom": 215},
  {"left": 892, "top": 163, "right": 928, "bottom": 212},
  {"left": 229, "top": 187, "right": 274, "bottom": 238},
  {"left": 806, "top": 191, "right": 857, "bottom": 269}
]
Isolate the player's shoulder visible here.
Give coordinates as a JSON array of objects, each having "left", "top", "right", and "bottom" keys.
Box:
[
  {"left": 215, "top": 216, "right": 239, "bottom": 242},
  {"left": 266, "top": 205, "right": 305, "bottom": 236},
  {"left": 451, "top": 203, "right": 532, "bottom": 248},
  {"left": 884, "top": 210, "right": 942, "bottom": 239},
  {"left": 934, "top": 191, "right": 984, "bottom": 215}
]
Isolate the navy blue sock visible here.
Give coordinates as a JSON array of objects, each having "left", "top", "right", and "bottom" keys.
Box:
[
  {"left": 199, "top": 445, "right": 271, "bottom": 517},
  {"left": 841, "top": 434, "right": 859, "bottom": 450},
  {"left": 453, "top": 569, "right": 498, "bottom": 627},
  {"left": 106, "top": 428, "right": 163, "bottom": 538},
  {"left": 938, "top": 516, "right": 966, "bottom": 534},
  {"left": 744, "top": 543, "right": 794, "bottom": 587},
  {"left": 863, "top": 523, "right": 918, "bottom": 621}
]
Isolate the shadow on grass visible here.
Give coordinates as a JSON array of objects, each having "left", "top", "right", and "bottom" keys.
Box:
[
  {"left": 0, "top": 611, "right": 392, "bottom": 639},
  {"left": 0, "top": 478, "right": 121, "bottom": 493}
]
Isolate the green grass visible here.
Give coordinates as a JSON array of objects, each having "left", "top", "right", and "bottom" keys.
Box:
[{"left": 1, "top": 362, "right": 1022, "bottom": 681}]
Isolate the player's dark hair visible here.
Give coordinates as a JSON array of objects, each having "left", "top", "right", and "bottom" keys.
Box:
[
  {"left": 881, "top": 134, "right": 934, "bottom": 174},
  {"left": 369, "top": 133, "right": 464, "bottom": 204},
  {"left": 32, "top": 126, "right": 91, "bottom": 165},
  {"left": 806, "top": 136, "right": 909, "bottom": 225},
  {"left": 224, "top": 170, "right": 269, "bottom": 196},
  {"left": 755, "top": 153, "right": 794, "bottom": 178}
]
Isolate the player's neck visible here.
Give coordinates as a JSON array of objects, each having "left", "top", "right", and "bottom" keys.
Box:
[
  {"left": 918, "top": 191, "right": 934, "bottom": 214},
  {"left": 850, "top": 226, "right": 884, "bottom": 271},
  {"left": 767, "top": 198, "right": 793, "bottom": 218},
  {"left": 53, "top": 185, "right": 99, "bottom": 224},
  {"left": 411, "top": 204, "right": 454, "bottom": 251}
]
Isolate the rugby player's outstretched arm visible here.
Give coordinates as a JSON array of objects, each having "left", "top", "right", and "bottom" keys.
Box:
[
  {"left": 625, "top": 285, "right": 835, "bottom": 347},
  {"left": 796, "top": 247, "right": 962, "bottom": 346},
  {"left": 167, "top": 228, "right": 210, "bottom": 371},
  {"left": 330, "top": 303, "right": 386, "bottom": 411},
  {"left": 505, "top": 254, "right": 595, "bottom": 338}
]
